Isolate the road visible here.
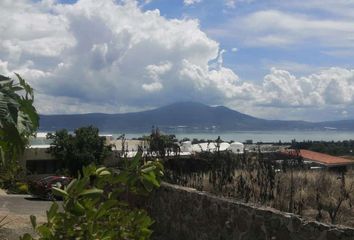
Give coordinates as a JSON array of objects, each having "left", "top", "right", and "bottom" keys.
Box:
[
  {"left": 0, "top": 194, "right": 53, "bottom": 215},
  {"left": 0, "top": 194, "right": 55, "bottom": 240}
]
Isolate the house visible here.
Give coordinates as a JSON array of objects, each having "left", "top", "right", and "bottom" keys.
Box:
[{"left": 285, "top": 149, "right": 354, "bottom": 170}]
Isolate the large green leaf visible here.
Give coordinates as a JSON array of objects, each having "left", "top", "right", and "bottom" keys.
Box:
[
  {"left": 52, "top": 187, "right": 68, "bottom": 198},
  {"left": 0, "top": 73, "right": 38, "bottom": 166},
  {"left": 79, "top": 188, "right": 104, "bottom": 198},
  {"left": 0, "top": 75, "right": 10, "bottom": 82},
  {"left": 46, "top": 202, "right": 59, "bottom": 221}
]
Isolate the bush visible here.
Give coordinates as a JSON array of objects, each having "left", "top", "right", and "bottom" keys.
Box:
[
  {"left": 21, "top": 152, "right": 164, "bottom": 240},
  {"left": 6, "top": 182, "right": 28, "bottom": 194},
  {"left": 17, "top": 182, "right": 29, "bottom": 194},
  {"left": 0, "top": 163, "right": 23, "bottom": 190}
]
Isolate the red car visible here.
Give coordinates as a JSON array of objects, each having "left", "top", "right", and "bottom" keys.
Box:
[{"left": 28, "top": 176, "right": 71, "bottom": 200}]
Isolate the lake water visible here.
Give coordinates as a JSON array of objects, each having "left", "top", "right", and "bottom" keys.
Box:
[
  {"left": 108, "top": 130, "right": 354, "bottom": 143},
  {"left": 32, "top": 130, "right": 354, "bottom": 145}
]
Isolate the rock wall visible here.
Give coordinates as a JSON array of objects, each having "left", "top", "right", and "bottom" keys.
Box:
[{"left": 146, "top": 183, "right": 354, "bottom": 240}]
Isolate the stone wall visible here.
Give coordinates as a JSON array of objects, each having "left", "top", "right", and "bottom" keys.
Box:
[{"left": 146, "top": 182, "right": 354, "bottom": 240}]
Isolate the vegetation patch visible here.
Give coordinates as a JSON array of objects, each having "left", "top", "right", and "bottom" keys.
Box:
[
  {"left": 160, "top": 148, "right": 354, "bottom": 227},
  {"left": 46, "top": 126, "right": 112, "bottom": 176},
  {"left": 21, "top": 152, "right": 163, "bottom": 240}
]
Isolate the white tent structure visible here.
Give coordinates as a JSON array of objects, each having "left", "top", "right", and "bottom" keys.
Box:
[
  {"left": 219, "top": 142, "right": 231, "bottom": 151},
  {"left": 191, "top": 142, "right": 231, "bottom": 153},
  {"left": 180, "top": 141, "right": 192, "bottom": 152},
  {"left": 192, "top": 143, "right": 210, "bottom": 152},
  {"left": 227, "top": 142, "right": 244, "bottom": 154}
]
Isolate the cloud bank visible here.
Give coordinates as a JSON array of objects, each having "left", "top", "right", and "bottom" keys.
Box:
[{"left": 0, "top": 0, "right": 353, "bottom": 121}]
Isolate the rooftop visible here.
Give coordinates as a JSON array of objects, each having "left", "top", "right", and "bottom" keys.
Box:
[{"left": 287, "top": 149, "right": 354, "bottom": 167}]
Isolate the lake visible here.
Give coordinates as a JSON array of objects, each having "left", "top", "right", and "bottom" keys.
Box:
[
  {"left": 108, "top": 130, "right": 354, "bottom": 143},
  {"left": 32, "top": 130, "right": 354, "bottom": 145}
]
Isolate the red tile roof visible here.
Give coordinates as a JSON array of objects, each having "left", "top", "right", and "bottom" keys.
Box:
[{"left": 287, "top": 149, "right": 354, "bottom": 166}]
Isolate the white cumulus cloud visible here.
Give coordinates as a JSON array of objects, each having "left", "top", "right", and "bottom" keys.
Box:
[
  {"left": 0, "top": 0, "right": 250, "bottom": 114},
  {"left": 184, "top": 0, "right": 202, "bottom": 6},
  {"left": 260, "top": 67, "right": 354, "bottom": 107}
]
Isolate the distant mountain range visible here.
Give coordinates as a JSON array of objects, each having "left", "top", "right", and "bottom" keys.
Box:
[{"left": 39, "top": 102, "right": 354, "bottom": 132}]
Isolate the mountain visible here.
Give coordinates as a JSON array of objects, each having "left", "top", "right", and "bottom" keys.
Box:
[{"left": 39, "top": 102, "right": 354, "bottom": 132}]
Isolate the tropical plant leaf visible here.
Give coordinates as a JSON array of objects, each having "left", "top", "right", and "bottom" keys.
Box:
[
  {"left": 0, "top": 75, "right": 10, "bottom": 82},
  {"left": 52, "top": 187, "right": 68, "bottom": 198},
  {"left": 79, "top": 188, "right": 104, "bottom": 198},
  {"left": 46, "top": 202, "right": 59, "bottom": 221},
  {"left": 0, "top": 74, "right": 38, "bottom": 167}
]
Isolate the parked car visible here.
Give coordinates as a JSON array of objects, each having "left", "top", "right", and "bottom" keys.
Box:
[{"left": 28, "top": 176, "right": 71, "bottom": 200}]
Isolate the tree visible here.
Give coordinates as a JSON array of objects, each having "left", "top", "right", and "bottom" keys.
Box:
[
  {"left": 147, "top": 127, "right": 180, "bottom": 158},
  {"left": 47, "top": 126, "right": 111, "bottom": 176},
  {"left": 0, "top": 73, "right": 39, "bottom": 187}
]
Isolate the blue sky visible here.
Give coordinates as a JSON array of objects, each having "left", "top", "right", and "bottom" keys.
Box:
[
  {"left": 142, "top": 0, "right": 354, "bottom": 80},
  {"left": 1, "top": 0, "right": 354, "bottom": 121}
]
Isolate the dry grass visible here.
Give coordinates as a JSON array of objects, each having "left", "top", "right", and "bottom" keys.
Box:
[
  {"left": 178, "top": 169, "right": 354, "bottom": 227},
  {"left": 0, "top": 212, "right": 45, "bottom": 240}
]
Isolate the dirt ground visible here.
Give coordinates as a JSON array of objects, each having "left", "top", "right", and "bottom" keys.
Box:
[
  {"left": 0, "top": 191, "right": 50, "bottom": 240},
  {"left": 0, "top": 213, "right": 46, "bottom": 240}
]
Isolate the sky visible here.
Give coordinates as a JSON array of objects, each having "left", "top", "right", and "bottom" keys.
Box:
[{"left": 1, "top": 0, "right": 354, "bottom": 121}]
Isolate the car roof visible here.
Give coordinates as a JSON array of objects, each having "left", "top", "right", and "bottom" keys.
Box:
[{"left": 40, "top": 176, "right": 69, "bottom": 181}]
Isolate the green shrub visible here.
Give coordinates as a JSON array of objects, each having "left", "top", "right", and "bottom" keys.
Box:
[
  {"left": 17, "top": 182, "right": 29, "bottom": 194},
  {"left": 6, "top": 182, "right": 28, "bottom": 194},
  {"left": 21, "top": 152, "right": 164, "bottom": 240}
]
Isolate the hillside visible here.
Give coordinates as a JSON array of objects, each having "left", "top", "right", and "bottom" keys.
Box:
[{"left": 39, "top": 102, "right": 354, "bottom": 132}]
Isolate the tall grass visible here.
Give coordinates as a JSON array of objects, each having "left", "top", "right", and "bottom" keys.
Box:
[
  {"left": 0, "top": 215, "right": 9, "bottom": 229},
  {"left": 163, "top": 151, "right": 354, "bottom": 226}
]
